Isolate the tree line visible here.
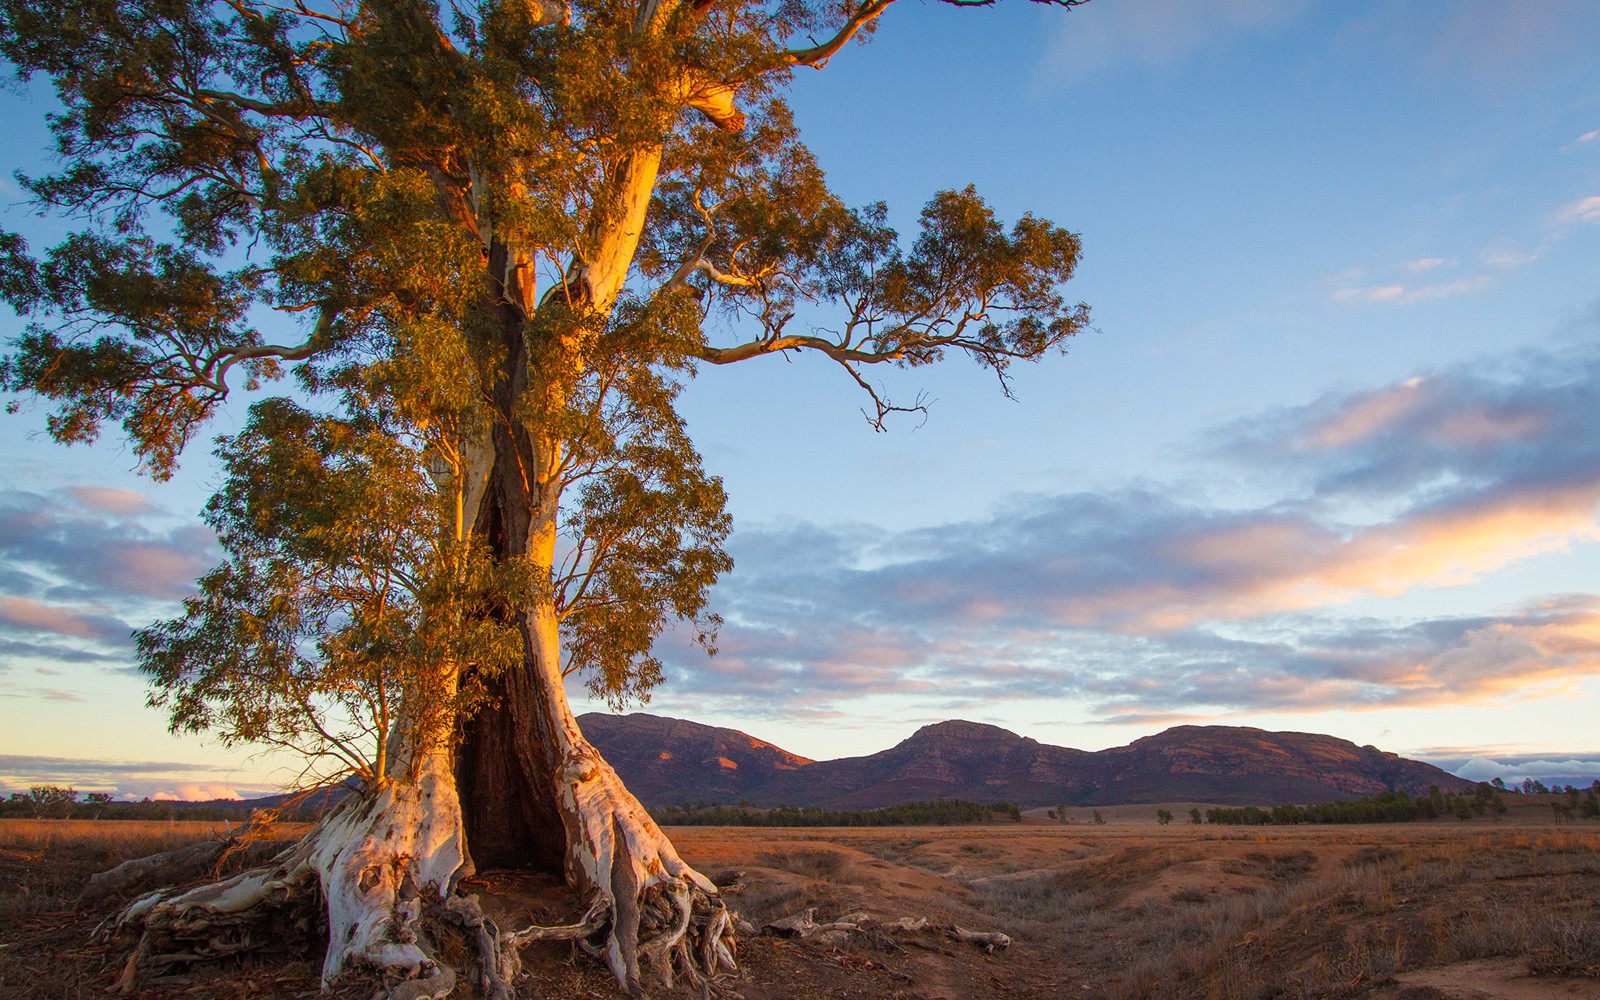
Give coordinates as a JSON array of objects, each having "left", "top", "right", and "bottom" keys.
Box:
[{"left": 1196, "top": 782, "right": 1600, "bottom": 826}]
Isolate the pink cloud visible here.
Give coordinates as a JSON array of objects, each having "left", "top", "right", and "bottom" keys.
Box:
[
  {"left": 165, "top": 784, "right": 245, "bottom": 801},
  {"left": 1359, "top": 604, "right": 1600, "bottom": 707},
  {"left": 0, "top": 595, "right": 128, "bottom": 641},
  {"left": 1122, "top": 483, "right": 1600, "bottom": 631},
  {"left": 1297, "top": 378, "right": 1426, "bottom": 449},
  {"left": 1559, "top": 196, "right": 1600, "bottom": 224},
  {"left": 67, "top": 486, "right": 155, "bottom": 516},
  {"left": 106, "top": 541, "right": 210, "bottom": 592}
]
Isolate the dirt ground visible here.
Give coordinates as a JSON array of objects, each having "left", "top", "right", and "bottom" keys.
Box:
[{"left": 2, "top": 807, "right": 1597, "bottom": 1000}]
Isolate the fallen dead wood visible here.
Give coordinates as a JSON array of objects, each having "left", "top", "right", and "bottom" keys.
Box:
[
  {"left": 762, "top": 907, "right": 1011, "bottom": 953},
  {"left": 75, "top": 839, "right": 297, "bottom": 908}
]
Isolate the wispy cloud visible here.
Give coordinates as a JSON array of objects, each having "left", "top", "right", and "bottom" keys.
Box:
[
  {"left": 1560, "top": 129, "right": 1599, "bottom": 154},
  {"left": 31, "top": 687, "right": 91, "bottom": 703},
  {"left": 1484, "top": 245, "right": 1543, "bottom": 269},
  {"left": 1378, "top": 2, "right": 1600, "bottom": 89},
  {"left": 1334, "top": 274, "right": 1491, "bottom": 305},
  {"left": 1558, "top": 195, "right": 1600, "bottom": 224}
]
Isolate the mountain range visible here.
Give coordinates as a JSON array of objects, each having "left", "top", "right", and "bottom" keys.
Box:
[{"left": 579, "top": 712, "right": 1475, "bottom": 809}]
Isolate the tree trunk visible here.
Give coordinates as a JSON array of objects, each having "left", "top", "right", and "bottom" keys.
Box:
[
  {"left": 457, "top": 659, "right": 571, "bottom": 872},
  {"left": 452, "top": 264, "right": 737, "bottom": 989},
  {"left": 101, "top": 113, "right": 725, "bottom": 992}
]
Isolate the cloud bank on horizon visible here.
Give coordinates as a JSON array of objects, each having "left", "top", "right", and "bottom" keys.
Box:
[{"left": 0, "top": 753, "right": 275, "bottom": 802}]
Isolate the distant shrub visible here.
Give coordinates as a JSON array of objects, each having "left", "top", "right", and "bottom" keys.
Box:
[{"left": 1204, "top": 784, "right": 1510, "bottom": 826}]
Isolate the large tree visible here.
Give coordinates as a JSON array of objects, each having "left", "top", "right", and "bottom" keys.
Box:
[{"left": 0, "top": 0, "right": 1089, "bottom": 993}]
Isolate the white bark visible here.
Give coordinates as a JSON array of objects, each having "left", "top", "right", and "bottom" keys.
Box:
[
  {"left": 113, "top": 749, "right": 476, "bottom": 993},
  {"left": 311, "top": 750, "right": 465, "bottom": 983},
  {"left": 523, "top": 604, "right": 738, "bottom": 992},
  {"left": 110, "top": 652, "right": 737, "bottom": 997}
]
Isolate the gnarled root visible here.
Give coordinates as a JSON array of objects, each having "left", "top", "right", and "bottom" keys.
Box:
[
  {"left": 108, "top": 835, "right": 325, "bottom": 990},
  {"left": 108, "top": 754, "right": 474, "bottom": 996},
  {"left": 507, "top": 743, "right": 739, "bottom": 995},
  {"left": 103, "top": 741, "right": 740, "bottom": 996}
]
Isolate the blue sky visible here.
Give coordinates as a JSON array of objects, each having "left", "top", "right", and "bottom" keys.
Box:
[{"left": 3, "top": 0, "right": 1600, "bottom": 799}]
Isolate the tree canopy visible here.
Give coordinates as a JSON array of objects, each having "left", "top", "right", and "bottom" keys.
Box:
[
  {"left": 1, "top": 0, "right": 1089, "bottom": 744},
  {"left": 0, "top": 0, "right": 1092, "bottom": 988}
]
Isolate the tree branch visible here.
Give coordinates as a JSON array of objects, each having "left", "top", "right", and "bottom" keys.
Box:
[{"left": 782, "top": 0, "right": 896, "bottom": 69}]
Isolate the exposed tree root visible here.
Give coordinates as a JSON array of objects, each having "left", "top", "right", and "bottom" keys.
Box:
[
  {"left": 76, "top": 837, "right": 294, "bottom": 908},
  {"left": 107, "top": 753, "right": 476, "bottom": 995},
  {"left": 99, "top": 744, "right": 741, "bottom": 998},
  {"left": 541, "top": 738, "right": 740, "bottom": 995}
]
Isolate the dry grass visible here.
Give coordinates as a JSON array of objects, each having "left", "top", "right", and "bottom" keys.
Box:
[
  {"left": 4, "top": 818, "right": 1598, "bottom": 1000},
  {"left": 0, "top": 819, "right": 314, "bottom": 1000},
  {"left": 664, "top": 821, "right": 1600, "bottom": 998},
  {"left": 960, "top": 826, "right": 1600, "bottom": 999}
]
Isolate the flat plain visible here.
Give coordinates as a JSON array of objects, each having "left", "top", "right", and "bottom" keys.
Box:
[{"left": 2, "top": 801, "right": 1597, "bottom": 999}]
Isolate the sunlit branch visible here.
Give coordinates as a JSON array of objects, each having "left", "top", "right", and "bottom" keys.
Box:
[
  {"left": 208, "top": 304, "right": 340, "bottom": 391},
  {"left": 781, "top": 0, "right": 895, "bottom": 69}
]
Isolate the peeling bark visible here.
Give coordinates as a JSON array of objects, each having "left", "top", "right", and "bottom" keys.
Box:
[
  {"left": 101, "top": 591, "right": 698, "bottom": 999},
  {"left": 111, "top": 749, "right": 474, "bottom": 993}
]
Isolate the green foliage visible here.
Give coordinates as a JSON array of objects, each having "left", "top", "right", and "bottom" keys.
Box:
[
  {"left": 6, "top": 785, "right": 79, "bottom": 819},
  {"left": 1156, "top": 808, "right": 1172, "bottom": 825},
  {"left": 0, "top": 0, "right": 1090, "bottom": 776},
  {"left": 139, "top": 400, "right": 524, "bottom": 782}
]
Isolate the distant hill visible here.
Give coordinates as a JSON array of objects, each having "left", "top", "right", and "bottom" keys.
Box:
[
  {"left": 578, "top": 713, "right": 1474, "bottom": 809},
  {"left": 579, "top": 711, "right": 814, "bottom": 806}
]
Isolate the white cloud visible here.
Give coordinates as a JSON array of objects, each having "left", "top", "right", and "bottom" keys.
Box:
[
  {"left": 1485, "top": 246, "right": 1543, "bottom": 269},
  {"left": 1405, "top": 257, "right": 1448, "bottom": 272},
  {"left": 1558, "top": 196, "right": 1600, "bottom": 224},
  {"left": 1333, "top": 276, "right": 1490, "bottom": 305},
  {"left": 1454, "top": 756, "right": 1600, "bottom": 783}
]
